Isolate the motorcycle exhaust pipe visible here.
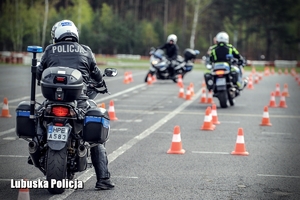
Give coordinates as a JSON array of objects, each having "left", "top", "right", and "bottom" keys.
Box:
[
  {"left": 28, "top": 141, "right": 41, "bottom": 167},
  {"left": 77, "top": 145, "right": 87, "bottom": 172}
]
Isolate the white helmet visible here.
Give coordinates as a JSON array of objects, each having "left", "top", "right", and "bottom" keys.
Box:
[
  {"left": 51, "top": 21, "right": 60, "bottom": 43},
  {"left": 54, "top": 20, "right": 79, "bottom": 43},
  {"left": 167, "top": 34, "right": 177, "bottom": 44},
  {"left": 216, "top": 31, "right": 229, "bottom": 43}
]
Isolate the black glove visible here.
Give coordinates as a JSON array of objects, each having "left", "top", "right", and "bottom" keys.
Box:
[
  {"left": 238, "top": 60, "right": 245, "bottom": 67},
  {"left": 95, "top": 80, "right": 104, "bottom": 88}
]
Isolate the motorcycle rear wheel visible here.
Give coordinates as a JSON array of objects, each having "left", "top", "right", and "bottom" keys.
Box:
[{"left": 46, "top": 146, "right": 68, "bottom": 194}]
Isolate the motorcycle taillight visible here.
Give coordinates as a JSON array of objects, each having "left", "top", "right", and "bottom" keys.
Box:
[
  {"left": 215, "top": 70, "right": 225, "bottom": 76},
  {"left": 52, "top": 106, "right": 69, "bottom": 117}
]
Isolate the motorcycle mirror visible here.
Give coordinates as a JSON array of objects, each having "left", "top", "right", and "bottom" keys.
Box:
[
  {"left": 206, "top": 64, "right": 212, "bottom": 70},
  {"left": 104, "top": 68, "right": 118, "bottom": 77}
]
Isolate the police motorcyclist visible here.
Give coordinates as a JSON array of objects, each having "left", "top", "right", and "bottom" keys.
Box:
[
  {"left": 157, "top": 34, "right": 179, "bottom": 79},
  {"left": 34, "top": 20, "right": 115, "bottom": 190},
  {"left": 210, "top": 31, "right": 247, "bottom": 90}
]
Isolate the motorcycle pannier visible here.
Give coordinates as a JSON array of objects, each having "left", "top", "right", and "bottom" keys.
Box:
[
  {"left": 15, "top": 101, "right": 36, "bottom": 138},
  {"left": 40, "top": 67, "right": 84, "bottom": 102},
  {"left": 82, "top": 107, "right": 110, "bottom": 144},
  {"left": 184, "top": 48, "right": 197, "bottom": 60}
]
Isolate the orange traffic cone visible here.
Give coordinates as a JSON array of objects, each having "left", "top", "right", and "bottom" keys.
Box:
[
  {"left": 177, "top": 74, "right": 183, "bottom": 87},
  {"left": 206, "top": 91, "right": 214, "bottom": 104},
  {"left": 247, "top": 77, "right": 254, "bottom": 89},
  {"left": 264, "top": 67, "right": 270, "bottom": 76},
  {"left": 260, "top": 106, "right": 272, "bottom": 126},
  {"left": 274, "top": 83, "right": 281, "bottom": 96},
  {"left": 251, "top": 67, "right": 256, "bottom": 75},
  {"left": 147, "top": 74, "right": 152, "bottom": 85},
  {"left": 231, "top": 128, "right": 249, "bottom": 156},
  {"left": 178, "top": 86, "right": 185, "bottom": 98},
  {"left": 152, "top": 74, "right": 156, "bottom": 82},
  {"left": 284, "top": 68, "right": 289, "bottom": 75},
  {"left": 211, "top": 104, "right": 220, "bottom": 124},
  {"left": 128, "top": 71, "right": 133, "bottom": 83},
  {"left": 201, "top": 80, "right": 206, "bottom": 87},
  {"left": 282, "top": 83, "right": 290, "bottom": 97},
  {"left": 254, "top": 75, "right": 259, "bottom": 84},
  {"left": 199, "top": 88, "right": 207, "bottom": 103},
  {"left": 270, "top": 67, "right": 275, "bottom": 75},
  {"left": 1, "top": 97, "right": 11, "bottom": 118},
  {"left": 258, "top": 72, "right": 263, "bottom": 81},
  {"left": 18, "top": 187, "right": 30, "bottom": 200},
  {"left": 200, "top": 107, "right": 215, "bottom": 131},
  {"left": 167, "top": 125, "right": 185, "bottom": 154},
  {"left": 185, "top": 86, "right": 191, "bottom": 100},
  {"left": 268, "top": 92, "right": 277, "bottom": 108},
  {"left": 278, "top": 68, "right": 282, "bottom": 75},
  {"left": 278, "top": 94, "right": 287, "bottom": 108},
  {"left": 189, "top": 83, "right": 195, "bottom": 96},
  {"left": 123, "top": 72, "right": 130, "bottom": 84},
  {"left": 98, "top": 103, "right": 106, "bottom": 109},
  {"left": 108, "top": 100, "right": 118, "bottom": 120}
]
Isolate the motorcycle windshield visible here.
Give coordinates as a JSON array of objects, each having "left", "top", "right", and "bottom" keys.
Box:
[{"left": 153, "top": 49, "right": 164, "bottom": 59}]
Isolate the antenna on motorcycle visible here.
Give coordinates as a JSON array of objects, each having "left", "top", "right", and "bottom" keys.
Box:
[{"left": 27, "top": 46, "right": 43, "bottom": 119}]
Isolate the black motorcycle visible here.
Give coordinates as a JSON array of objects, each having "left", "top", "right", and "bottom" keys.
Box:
[
  {"left": 144, "top": 48, "right": 200, "bottom": 83},
  {"left": 15, "top": 46, "right": 117, "bottom": 194},
  {"left": 204, "top": 54, "right": 244, "bottom": 108}
]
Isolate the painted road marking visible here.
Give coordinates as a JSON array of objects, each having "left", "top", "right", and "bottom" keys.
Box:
[
  {"left": 220, "top": 121, "right": 240, "bottom": 124},
  {"left": 3, "top": 137, "right": 18, "bottom": 140},
  {"left": 0, "top": 128, "right": 15, "bottom": 137},
  {"left": 261, "top": 132, "right": 292, "bottom": 135},
  {"left": 49, "top": 88, "right": 203, "bottom": 200},
  {"left": 0, "top": 155, "right": 27, "bottom": 158},
  {"left": 257, "top": 174, "right": 300, "bottom": 179},
  {"left": 192, "top": 151, "right": 230, "bottom": 155}
]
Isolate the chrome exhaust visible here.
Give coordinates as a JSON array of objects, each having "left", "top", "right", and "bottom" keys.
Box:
[
  {"left": 77, "top": 145, "right": 88, "bottom": 172},
  {"left": 28, "top": 141, "right": 40, "bottom": 167}
]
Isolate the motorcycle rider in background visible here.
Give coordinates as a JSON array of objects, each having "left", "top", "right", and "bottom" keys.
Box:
[
  {"left": 209, "top": 31, "right": 248, "bottom": 92},
  {"left": 32, "top": 20, "right": 115, "bottom": 190},
  {"left": 157, "top": 34, "right": 179, "bottom": 80}
]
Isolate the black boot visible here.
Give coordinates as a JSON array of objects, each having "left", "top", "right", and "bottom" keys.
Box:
[{"left": 91, "top": 144, "right": 115, "bottom": 190}]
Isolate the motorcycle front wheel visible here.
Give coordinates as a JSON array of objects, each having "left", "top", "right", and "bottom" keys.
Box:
[{"left": 46, "top": 146, "right": 68, "bottom": 194}]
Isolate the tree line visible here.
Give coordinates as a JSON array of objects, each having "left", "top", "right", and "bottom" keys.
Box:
[{"left": 0, "top": 0, "right": 299, "bottom": 60}]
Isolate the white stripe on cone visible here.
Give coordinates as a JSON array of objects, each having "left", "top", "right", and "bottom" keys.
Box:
[
  {"left": 262, "top": 112, "right": 269, "bottom": 118},
  {"left": 236, "top": 135, "right": 245, "bottom": 143},
  {"left": 172, "top": 133, "right": 182, "bottom": 142}
]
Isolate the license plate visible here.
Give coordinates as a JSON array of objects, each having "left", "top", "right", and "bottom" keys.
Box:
[
  {"left": 216, "top": 78, "right": 226, "bottom": 86},
  {"left": 47, "top": 125, "right": 69, "bottom": 142}
]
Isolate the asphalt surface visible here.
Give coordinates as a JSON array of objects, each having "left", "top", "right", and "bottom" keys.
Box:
[{"left": 0, "top": 65, "right": 300, "bottom": 200}]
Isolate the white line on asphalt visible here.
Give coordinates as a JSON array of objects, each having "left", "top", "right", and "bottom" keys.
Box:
[
  {"left": 49, "top": 87, "right": 203, "bottom": 200},
  {"left": 0, "top": 128, "right": 15, "bottom": 137},
  {"left": 257, "top": 174, "right": 300, "bottom": 178},
  {"left": 192, "top": 151, "right": 230, "bottom": 155},
  {"left": 261, "top": 132, "right": 292, "bottom": 135},
  {"left": 110, "top": 128, "right": 128, "bottom": 131},
  {"left": 0, "top": 155, "right": 27, "bottom": 158},
  {"left": 220, "top": 121, "right": 240, "bottom": 124},
  {"left": 3, "top": 137, "right": 18, "bottom": 140}
]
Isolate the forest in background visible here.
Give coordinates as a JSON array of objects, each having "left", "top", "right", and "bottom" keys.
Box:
[{"left": 0, "top": 0, "right": 299, "bottom": 60}]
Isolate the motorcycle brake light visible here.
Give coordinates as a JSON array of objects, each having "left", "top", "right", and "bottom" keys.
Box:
[
  {"left": 56, "top": 76, "right": 66, "bottom": 82},
  {"left": 52, "top": 106, "right": 69, "bottom": 117},
  {"left": 215, "top": 70, "right": 225, "bottom": 75},
  {"left": 54, "top": 123, "right": 64, "bottom": 126}
]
